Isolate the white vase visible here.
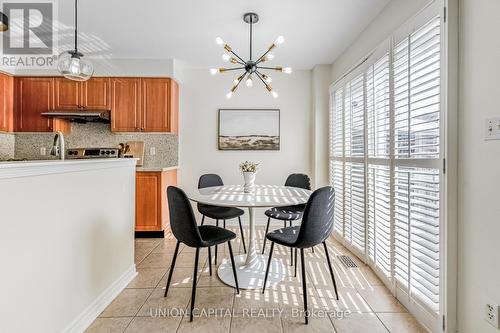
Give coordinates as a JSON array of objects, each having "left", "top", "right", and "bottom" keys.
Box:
[{"left": 243, "top": 172, "right": 256, "bottom": 193}]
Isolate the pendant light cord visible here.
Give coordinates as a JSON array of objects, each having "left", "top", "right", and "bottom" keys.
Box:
[
  {"left": 249, "top": 16, "right": 253, "bottom": 61},
  {"left": 74, "top": 0, "right": 78, "bottom": 53}
]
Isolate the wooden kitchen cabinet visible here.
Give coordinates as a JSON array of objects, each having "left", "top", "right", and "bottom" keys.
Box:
[
  {"left": 0, "top": 72, "right": 14, "bottom": 132},
  {"left": 54, "top": 77, "right": 111, "bottom": 110},
  {"left": 14, "top": 77, "right": 70, "bottom": 133},
  {"left": 111, "top": 77, "right": 178, "bottom": 133},
  {"left": 110, "top": 78, "right": 141, "bottom": 132},
  {"left": 135, "top": 169, "right": 177, "bottom": 235}
]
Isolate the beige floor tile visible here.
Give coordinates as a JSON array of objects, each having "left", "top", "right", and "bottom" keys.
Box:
[
  {"left": 358, "top": 286, "right": 407, "bottom": 313},
  {"left": 137, "top": 253, "right": 174, "bottom": 269},
  {"left": 233, "top": 289, "right": 282, "bottom": 314},
  {"left": 230, "top": 316, "right": 283, "bottom": 333},
  {"left": 314, "top": 287, "right": 372, "bottom": 313},
  {"left": 134, "top": 248, "right": 152, "bottom": 265},
  {"left": 281, "top": 314, "right": 336, "bottom": 333},
  {"left": 100, "top": 289, "right": 153, "bottom": 317},
  {"left": 188, "top": 287, "right": 234, "bottom": 311},
  {"left": 377, "top": 313, "right": 427, "bottom": 333},
  {"left": 177, "top": 315, "right": 231, "bottom": 333},
  {"left": 84, "top": 317, "right": 132, "bottom": 333},
  {"left": 137, "top": 287, "right": 191, "bottom": 316},
  {"left": 349, "top": 266, "right": 385, "bottom": 288},
  {"left": 124, "top": 316, "right": 182, "bottom": 333},
  {"left": 127, "top": 268, "right": 166, "bottom": 289},
  {"left": 157, "top": 266, "right": 204, "bottom": 288},
  {"left": 197, "top": 268, "right": 229, "bottom": 288},
  {"left": 331, "top": 312, "right": 389, "bottom": 333},
  {"left": 175, "top": 250, "right": 208, "bottom": 268}
]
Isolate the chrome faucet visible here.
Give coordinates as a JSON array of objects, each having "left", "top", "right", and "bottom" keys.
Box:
[{"left": 50, "top": 131, "right": 65, "bottom": 160}]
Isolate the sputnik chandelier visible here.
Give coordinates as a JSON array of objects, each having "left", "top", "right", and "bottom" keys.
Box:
[{"left": 210, "top": 12, "right": 292, "bottom": 99}]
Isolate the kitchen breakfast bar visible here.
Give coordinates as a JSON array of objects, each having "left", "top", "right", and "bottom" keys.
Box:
[{"left": 0, "top": 158, "right": 137, "bottom": 333}]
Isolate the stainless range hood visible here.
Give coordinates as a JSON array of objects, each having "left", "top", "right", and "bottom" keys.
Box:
[{"left": 41, "top": 110, "right": 111, "bottom": 123}]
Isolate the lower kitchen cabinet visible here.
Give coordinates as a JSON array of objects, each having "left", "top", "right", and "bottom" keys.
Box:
[{"left": 135, "top": 169, "right": 177, "bottom": 236}]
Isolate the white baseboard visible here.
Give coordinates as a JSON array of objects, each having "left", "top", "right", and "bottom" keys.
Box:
[{"left": 62, "top": 265, "right": 138, "bottom": 333}]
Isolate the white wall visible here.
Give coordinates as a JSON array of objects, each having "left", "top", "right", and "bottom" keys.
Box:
[
  {"left": 178, "top": 68, "right": 312, "bottom": 215},
  {"left": 458, "top": 0, "right": 500, "bottom": 332}
]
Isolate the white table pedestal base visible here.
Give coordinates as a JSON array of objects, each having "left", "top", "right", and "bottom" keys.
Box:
[{"left": 217, "top": 254, "right": 286, "bottom": 289}]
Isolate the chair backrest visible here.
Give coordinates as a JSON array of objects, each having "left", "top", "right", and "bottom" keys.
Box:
[
  {"left": 285, "top": 173, "right": 311, "bottom": 190},
  {"left": 167, "top": 186, "right": 204, "bottom": 248},
  {"left": 294, "top": 186, "right": 335, "bottom": 248},
  {"left": 198, "top": 174, "right": 224, "bottom": 189}
]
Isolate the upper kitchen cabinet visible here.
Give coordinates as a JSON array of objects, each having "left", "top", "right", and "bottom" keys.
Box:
[
  {"left": 111, "top": 77, "right": 178, "bottom": 133},
  {"left": 0, "top": 72, "right": 14, "bottom": 132},
  {"left": 110, "top": 78, "right": 141, "bottom": 132},
  {"left": 54, "top": 78, "right": 81, "bottom": 110},
  {"left": 15, "top": 77, "right": 70, "bottom": 133},
  {"left": 54, "top": 77, "right": 111, "bottom": 110},
  {"left": 82, "top": 78, "right": 111, "bottom": 110}
]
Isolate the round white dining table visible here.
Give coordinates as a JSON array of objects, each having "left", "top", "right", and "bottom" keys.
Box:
[{"left": 187, "top": 184, "right": 312, "bottom": 290}]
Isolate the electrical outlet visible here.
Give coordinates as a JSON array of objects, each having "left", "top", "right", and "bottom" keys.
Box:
[
  {"left": 485, "top": 117, "right": 500, "bottom": 140},
  {"left": 149, "top": 147, "right": 156, "bottom": 156},
  {"left": 40, "top": 147, "right": 46, "bottom": 156},
  {"left": 486, "top": 303, "right": 500, "bottom": 328}
]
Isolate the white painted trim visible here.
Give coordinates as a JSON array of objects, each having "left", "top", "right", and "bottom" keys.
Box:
[
  {"left": 62, "top": 265, "right": 137, "bottom": 333},
  {"left": 0, "top": 159, "right": 137, "bottom": 179}
]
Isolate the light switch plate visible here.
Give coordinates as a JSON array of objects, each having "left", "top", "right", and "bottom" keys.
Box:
[
  {"left": 149, "top": 147, "right": 156, "bottom": 156},
  {"left": 485, "top": 117, "right": 500, "bottom": 140},
  {"left": 40, "top": 147, "right": 46, "bottom": 156}
]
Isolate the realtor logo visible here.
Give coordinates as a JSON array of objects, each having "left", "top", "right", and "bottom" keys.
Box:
[
  {"left": 2, "top": 2, "right": 53, "bottom": 54},
  {"left": 1, "top": 1, "right": 57, "bottom": 69}
]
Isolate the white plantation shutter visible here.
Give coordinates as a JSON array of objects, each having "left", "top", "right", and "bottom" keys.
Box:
[{"left": 329, "top": 3, "right": 444, "bottom": 330}]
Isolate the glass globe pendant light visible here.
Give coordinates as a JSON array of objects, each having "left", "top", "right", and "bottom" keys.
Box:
[{"left": 57, "top": 0, "right": 93, "bottom": 81}]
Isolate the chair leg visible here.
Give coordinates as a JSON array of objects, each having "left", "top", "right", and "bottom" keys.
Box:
[
  {"left": 283, "top": 220, "right": 287, "bottom": 228},
  {"left": 262, "top": 217, "right": 271, "bottom": 254},
  {"left": 215, "top": 219, "right": 219, "bottom": 265},
  {"left": 207, "top": 246, "right": 212, "bottom": 276},
  {"left": 227, "top": 241, "right": 240, "bottom": 294},
  {"left": 290, "top": 221, "right": 293, "bottom": 266},
  {"left": 311, "top": 246, "right": 315, "bottom": 254},
  {"left": 201, "top": 215, "right": 205, "bottom": 226},
  {"left": 164, "top": 240, "right": 180, "bottom": 297},
  {"left": 294, "top": 248, "right": 298, "bottom": 277},
  {"left": 323, "top": 242, "right": 339, "bottom": 300},
  {"left": 300, "top": 248, "right": 309, "bottom": 324},
  {"left": 190, "top": 248, "right": 200, "bottom": 322},
  {"left": 223, "top": 219, "right": 226, "bottom": 229},
  {"left": 262, "top": 241, "right": 275, "bottom": 294},
  {"left": 238, "top": 216, "right": 247, "bottom": 254}
]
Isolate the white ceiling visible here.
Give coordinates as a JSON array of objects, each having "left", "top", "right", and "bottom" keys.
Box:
[{"left": 56, "top": 0, "right": 390, "bottom": 70}]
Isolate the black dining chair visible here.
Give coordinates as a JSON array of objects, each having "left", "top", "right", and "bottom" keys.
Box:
[
  {"left": 262, "top": 173, "right": 311, "bottom": 265},
  {"left": 164, "top": 186, "right": 240, "bottom": 322},
  {"left": 262, "top": 186, "right": 338, "bottom": 324},
  {"left": 198, "top": 174, "right": 247, "bottom": 265}
]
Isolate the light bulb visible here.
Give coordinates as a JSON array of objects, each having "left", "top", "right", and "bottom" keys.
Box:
[
  {"left": 245, "top": 76, "right": 253, "bottom": 87},
  {"left": 265, "top": 53, "right": 275, "bottom": 61},
  {"left": 69, "top": 58, "right": 81, "bottom": 75},
  {"left": 233, "top": 78, "right": 239, "bottom": 85},
  {"left": 271, "top": 91, "right": 279, "bottom": 98},
  {"left": 210, "top": 68, "right": 218, "bottom": 75},
  {"left": 215, "top": 37, "right": 224, "bottom": 46},
  {"left": 275, "top": 36, "right": 285, "bottom": 45},
  {"left": 282, "top": 67, "right": 293, "bottom": 74},
  {"left": 226, "top": 91, "right": 233, "bottom": 99},
  {"left": 222, "top": 53, "right": 231, "bottom": 62}
]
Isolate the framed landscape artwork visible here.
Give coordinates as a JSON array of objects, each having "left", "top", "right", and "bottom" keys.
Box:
[{"left": 218, "top": 109, "right": 280, "bottom": 150}]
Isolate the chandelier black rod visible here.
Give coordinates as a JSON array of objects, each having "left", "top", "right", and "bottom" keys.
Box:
[
  {"left": 256, "top": 48, "right": 272, "bottom": 64},
  {"left": 230, "top": 50, "right": 246, "bottom": 64},
  {"left": 257, "top": 66, "right": 280, "bottom": 71},
  {"left": 249, "top": 17, "right": 253, "bottom": 60},
  {"left": 223, "top": 67, "right": 245, "bottom": 72},
  {"left": 255, "top": 71, "right": 268, "bottom": 86},
  {"left": 74, "top": 0, "right": 78, "bottom": 53}
]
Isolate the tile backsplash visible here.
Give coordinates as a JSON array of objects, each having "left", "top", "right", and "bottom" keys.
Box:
[
  {"left": 12, "top": 123, "right": 178, "bottom": 168},
  {"left": 0, "top": 133, "right": 15, "bottom": 159}
]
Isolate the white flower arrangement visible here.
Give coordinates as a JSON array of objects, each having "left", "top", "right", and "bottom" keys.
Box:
[{"left": 239, "top": 161, "right": 259, "bottom": 173}]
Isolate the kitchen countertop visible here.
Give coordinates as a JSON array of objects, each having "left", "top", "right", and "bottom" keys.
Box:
[{"left": 136, "top": 165, "right": 178, "bottom": 172}]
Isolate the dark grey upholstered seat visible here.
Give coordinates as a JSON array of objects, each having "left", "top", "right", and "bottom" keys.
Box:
[
  {"left": 264, "top": 206, "right": 304, "bottom": 220},
  {"left": 197, "top": 174, "right": 247, "bottom": 264},
  {"left": 266, "top": 225, "right": 300, "bottom": 246},
  {"left": 262, "top": 186, "right": 338, "bottom": 325},
  {"left": 198, "top": 204, "right": 244, "bottom": 220},
  {"left": 164, "top": 186, "right": 239, "bottom": 322},
  {"left": 262, "top": 174, "right": 311, "bottom": 258}
]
